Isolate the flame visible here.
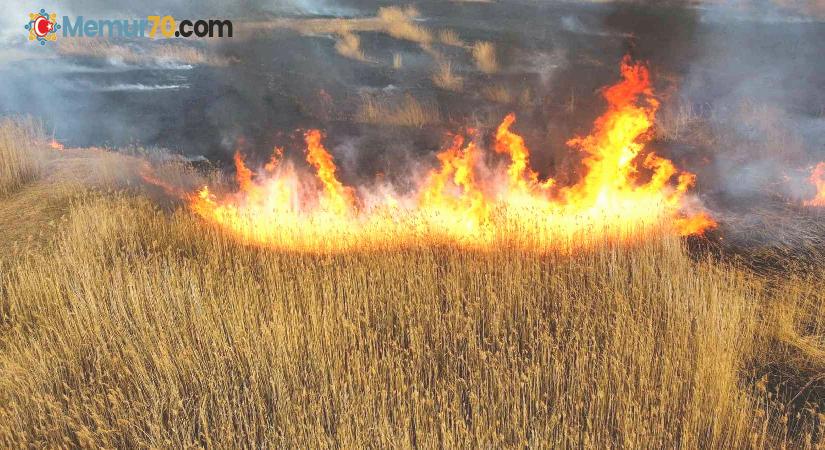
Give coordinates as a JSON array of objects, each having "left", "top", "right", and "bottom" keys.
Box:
[
  {"left": 188, "top": 56, "right": 715, "bottom": 252},
  {"left": 48, "top": 139, "right": 64, "bottom": 151},
  {"left": 138, "top": 162, "right": 189, "bottom": 198},
  {"left": 304, "top": 130, "right": 356, "bottom": 215},
  {"left": 804, "top": 162, "right": 825, "bottom": 207},
  {"left": 494, "top": 113, "right": 554, "bottom": 194}
]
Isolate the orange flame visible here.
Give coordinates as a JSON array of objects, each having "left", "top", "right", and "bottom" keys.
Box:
[
  {"left": 304, "top": 130, "right": 356, "bottom": 215},
  {"left": 804, "top": 162, "right": 825, "bottom": 207},
  {"left": 188, "top": 56, "right": 715, "bottom": 252},
  {"left": 494, "top": 113, "right": 554, "bottom": 194},
  {"left": 138, "top": 162, "right": 187, "bottom": 198},
  {"left": 48, "top": 139, "right": 64, "bottom": 151}
]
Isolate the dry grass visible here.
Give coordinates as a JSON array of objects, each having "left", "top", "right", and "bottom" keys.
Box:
[
  {"left": 0, "top": 146, "right": 143, "bottom": 255},
  {"left": 0, "top": 118, "right": 46, "bottom": 196},
  {"left": 273, "top": 6, "right": 432, "bottom": 47},
  {"left": 0, "top": 190, "right": 822, "bottom": 447},
  {"left": 334, "top": 32, "right": 367, "bottom": 61},
  {"left": 432, "top": 60, "right": 464, "bottom": 91},
  {"left": 259, "top": 8, "right": 483, "bottom": 66},
  {"left": 482, "top": 84, "right": 514, "bottom": 103},
  {"left": 376, "top": 6, "right": 432, "bottom": 45},
  {"left": 0, "top": 119, "right": 822, "bottom": 447},
  {"left": 356, "top": 93, "right": 441, "bottom": 127},
  {"left": 472, "top": 41, "right": 499, "bottom": 74},
  {"left": 439, "top": 29, "right": 465, "bottom": 47},
  {"left": 56, "top": 39, "right": 227, "bottom": 66}
]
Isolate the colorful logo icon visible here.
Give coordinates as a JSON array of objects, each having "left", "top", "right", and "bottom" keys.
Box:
[{"left": 25, "top": 9, "right": 60, "bottom": 45}]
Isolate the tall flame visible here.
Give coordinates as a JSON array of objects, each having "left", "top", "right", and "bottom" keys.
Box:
[
  {"left": 804, "top": 162, "right": 825, "bottom": 207},
  {"left": 188, "top": 56, "right": 715, "bottom": 252},
  {"left": 304, "top": 130, "right": 357, "bottom": 215}
]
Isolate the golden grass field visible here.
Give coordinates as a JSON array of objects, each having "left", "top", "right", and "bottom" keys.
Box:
[{"left": 0, "top": 119, "right": 823, "bottom": 447}]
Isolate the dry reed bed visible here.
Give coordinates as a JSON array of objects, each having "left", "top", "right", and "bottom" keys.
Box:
[
  {"left": 0, "top": 190, "right": 821, "bottom": 447},
  {"left": 0, "top": 119, "right": 822, "bottom": 447},
  {"left": 0, "top": 118, "right": 46, "bottom": 196}
]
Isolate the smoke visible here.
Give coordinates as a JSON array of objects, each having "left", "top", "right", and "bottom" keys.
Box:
[
  {"left": 674, "top": 1, "right": 825, "bottom": 204},
  {"left": 560, "top": 0, "right": 825, "bottom": 207},
  {"left": 2, "top": 0, "right": 824, "bottom": 214}
]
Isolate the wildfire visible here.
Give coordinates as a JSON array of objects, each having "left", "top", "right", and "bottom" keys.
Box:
[
  {"left": 804, "top": 162, "right": 825, "bottom": 207},
  {"left": 48, "top": 139, "right": 64, "bottom": 151},
  {"left": 188, "top": 56, "right": 715, "bottom": 252}
]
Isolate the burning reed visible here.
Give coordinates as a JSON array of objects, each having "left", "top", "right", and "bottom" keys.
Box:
[
  {"left": 804, "top": 162, "right": 825, "bottom": 207},
  {"left": 187, "top": 57, "right": 714, "bottom": 253},
  {"left": 0, "top": 112, "right": 821, "bottom": 448}
]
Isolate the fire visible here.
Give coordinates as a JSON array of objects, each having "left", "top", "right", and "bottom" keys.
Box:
[
  {"left": 48, "top": 139, "right": 64, "bottom": 151},
  {"left": 188, "top": 56, "right": 715, "bottom": 252},
  {"left": 138, "top": 162, "right": 187, "bottom": 198},
  {"left": 305, "top": 130, "right": 357, "bottom": 215},
  {"left": 804, "top": 162, "right": 825, "bottom": 207}
]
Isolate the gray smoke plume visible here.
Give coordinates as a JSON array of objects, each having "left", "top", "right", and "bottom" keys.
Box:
[{"left": 1, "top": 0, "right": 822, "bottom": 203}]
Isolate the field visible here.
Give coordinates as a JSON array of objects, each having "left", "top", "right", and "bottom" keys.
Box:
[
  {"left": 2, "top": 1, "right": 824, "bottom": 447},
  {"left": 0, "top": 120, "right": 823, "bottom": 448}
]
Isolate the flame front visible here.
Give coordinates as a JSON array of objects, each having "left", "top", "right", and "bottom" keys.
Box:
[
  {"left": 189, "top": 56, "right": 715, "bottom": 252},
  {"left": 804, "top": 162, "right": 825, "bottom": 207}
]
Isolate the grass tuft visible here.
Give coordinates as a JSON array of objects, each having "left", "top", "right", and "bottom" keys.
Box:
[
  {"left": 432, "top": 60, "right": 464, "bottom": 91},
  {"left": 335, "top": 32, "right": 367, "bottom": 61},
  {"left": 472, "top": 41, "right": 498, "bottom": 73},
  {"left": 356, "top": 93, "right": 441, "bottom": 127}
]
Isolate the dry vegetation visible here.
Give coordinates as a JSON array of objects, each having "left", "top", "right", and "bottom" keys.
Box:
[
  {"left": 56, "top": 38, "right": 228, "bottom": 66},
  {"left": 482, "top": 84, "right": 514, "bottom": 103},
  {"left": 259, "top": 7, "right": 466, "bottom": 66},
  {"left": 0, "top": 118, "right": 46, "bottom": 196},
  {"left": 269, "top": 6, "right": 432, "bottom": 47},
  {"left": 432, "top": 60, "right": 464, "bottom": 91},
  {"left": 356, "top": 93, "right": 441, "bottom": 127},
  {"left": 0, "top": 119, "right": 823, "bottom": 447},
  {"left": 259, "top": 7, "right": 504, "bottom": 76},
  {"left": 472, "top": 41, "right": 499, "bottom": 74},
  {"left": 334, "top": 32, "right": 367, "bottom": 62},
  {"left": 377, "top": 6, "right": 432, "bottom": 45},
  {"left": 438, "top": 29, "right": 465, "bottom": 47},
  {"left": 480, "top": 85, "right": 533, "bottom": 106}
]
